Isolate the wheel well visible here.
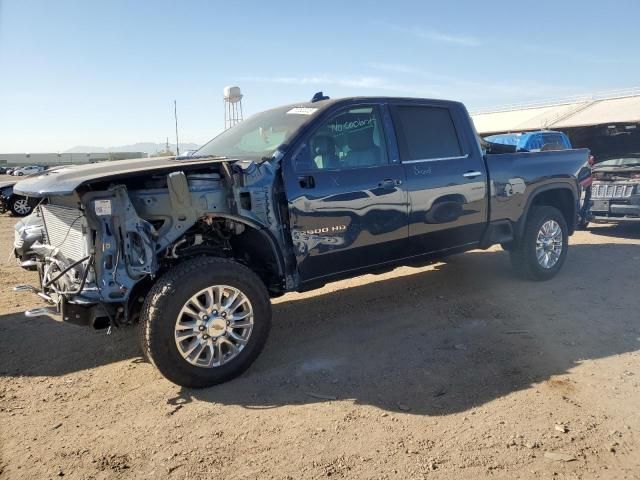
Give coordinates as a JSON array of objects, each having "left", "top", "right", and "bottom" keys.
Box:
[
  {"left": 530, "top": 188, "right": 576, "bottom": 234},
  {"left": 229, "top": 226, "right": 283, "bottom": 292},
  {"left": 160, "top": 218, "right": 285, "bottom": 296}
]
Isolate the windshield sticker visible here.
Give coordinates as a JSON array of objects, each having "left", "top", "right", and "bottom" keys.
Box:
[{"left": 287, "top": 107, "right": 318, "bottom": 115}]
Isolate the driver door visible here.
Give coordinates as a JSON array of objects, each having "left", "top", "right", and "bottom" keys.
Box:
[{"left": 283, "top": 104, "right": 408, "bottom": 283}]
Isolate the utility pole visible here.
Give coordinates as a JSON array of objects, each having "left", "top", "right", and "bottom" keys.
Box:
[{"left": 174, "top": 100, "right": 180, "bottom": 156}]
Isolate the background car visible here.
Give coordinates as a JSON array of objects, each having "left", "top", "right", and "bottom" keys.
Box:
[
  {"left": 484, "top": 130, "right": 572, "bottom": 152},
  {"left": 0, "top": 182, "right": 38, "bottom": 216},
  {"left": 13, "top": 165, "right": 45, "bottom": 176}
]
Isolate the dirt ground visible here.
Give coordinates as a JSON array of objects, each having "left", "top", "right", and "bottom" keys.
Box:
[{"left": 1, "top": 199, "right": 639, "bottom": 479}]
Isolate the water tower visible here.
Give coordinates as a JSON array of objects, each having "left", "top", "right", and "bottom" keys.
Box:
[{"left": 223, "top": 86, "right": 243, "bottom": 130}]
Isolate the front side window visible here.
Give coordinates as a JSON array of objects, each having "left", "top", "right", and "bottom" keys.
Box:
[
  {"left": 295, "top": 106, "right": 389, "bottom": 171},
  {"left": 392, "top": 106, "right": 463, "bottom": 161}
]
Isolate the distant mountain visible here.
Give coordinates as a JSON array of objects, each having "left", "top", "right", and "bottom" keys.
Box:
[{"left": 65, "top": 142, "right": 201, "bottom": 154}]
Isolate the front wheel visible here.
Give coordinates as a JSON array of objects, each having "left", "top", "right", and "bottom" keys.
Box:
[
  {"left": 139, "top": 257, "right": 271, "bottom": 388},
  {"left": 510, "top": 206, "right": 569, "bottom": 281}
]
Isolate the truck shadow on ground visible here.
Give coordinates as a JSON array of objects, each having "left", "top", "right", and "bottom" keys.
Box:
[
  {"left": 1, "top": 243, "right": 639, "bottom": 416},
  {"left": 587, "top": 223, "right": 640, "bottom": 240}
]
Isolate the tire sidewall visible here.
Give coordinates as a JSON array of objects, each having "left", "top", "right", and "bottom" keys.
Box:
[
  {"left": 143, "top": 259, "right": 271, "bottom": 388},
  {"left": 524, "top": 207, "right": 568, "bottom": 280}
]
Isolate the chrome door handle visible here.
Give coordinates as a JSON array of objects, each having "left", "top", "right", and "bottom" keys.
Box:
[{"left": 463, "top": 171, "right": 482, "bottom": 178}]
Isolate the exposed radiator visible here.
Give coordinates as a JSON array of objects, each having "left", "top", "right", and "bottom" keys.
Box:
[{"left": 41, "top": 205, "right": 88, "bottom": 261}]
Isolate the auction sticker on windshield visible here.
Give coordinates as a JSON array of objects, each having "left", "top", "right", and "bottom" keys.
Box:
[{"left": 286, "top": 107, "right": 318, "bottom": 115}]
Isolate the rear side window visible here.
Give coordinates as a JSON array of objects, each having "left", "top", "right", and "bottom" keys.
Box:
[{"left": 392, "top": 106, "right": 462, "bottom": 161}]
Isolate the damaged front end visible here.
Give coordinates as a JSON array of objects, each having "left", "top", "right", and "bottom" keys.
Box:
[
  {"left": 12, "top": 155, "right": 288, "bottom": 328},
  {"left": 589, "top": 160, "right": 640, "bottom": 223},
  {"left": 15, "top": 186, "right": 158, "bottom": 328}
]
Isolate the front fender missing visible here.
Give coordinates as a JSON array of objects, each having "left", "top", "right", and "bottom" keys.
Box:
[{"left": 83, "top": 186, "right": 157, "bottom": 302}]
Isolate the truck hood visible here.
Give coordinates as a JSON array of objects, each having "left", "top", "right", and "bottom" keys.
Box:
[{"left": 14, "top": 156, "right": 230, "bottom": 197}]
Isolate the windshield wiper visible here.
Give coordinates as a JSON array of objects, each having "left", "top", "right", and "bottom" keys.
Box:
[
  {"left": 175, "top": 154, "right": 228, "bottom": 161},
  {"left": 595, "top": 163, "right": 640, "bottom": 169}
]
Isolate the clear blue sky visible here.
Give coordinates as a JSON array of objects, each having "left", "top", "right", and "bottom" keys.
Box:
[{"left": 1, "top": 0, "right": 638, "bottom": 152}]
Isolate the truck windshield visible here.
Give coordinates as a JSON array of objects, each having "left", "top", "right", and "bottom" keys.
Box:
[
  {"left": 191, "top": 106, "right": 319, "bottom": 161},
  {"left": 595, "top": 156, "right": 640, "bottom": 168}
]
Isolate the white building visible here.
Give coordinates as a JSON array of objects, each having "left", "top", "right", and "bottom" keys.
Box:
[{"left": 0, "top": 152, "right": 146, "bottom": 167}]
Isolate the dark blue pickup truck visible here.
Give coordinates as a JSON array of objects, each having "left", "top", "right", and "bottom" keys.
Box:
[{"left": 14, "top": 95, "right": 589, "bottom": 387}]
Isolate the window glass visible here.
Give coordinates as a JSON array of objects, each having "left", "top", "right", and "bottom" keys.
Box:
[
  {"left": 392, "top": 106, "right": 462, "bottom": 161},
  {"left": 194, "top": 105, "right": 317, "bottom": 161},
  {"left": 295, "top": 106, "right": 389, "bottom": 171}
]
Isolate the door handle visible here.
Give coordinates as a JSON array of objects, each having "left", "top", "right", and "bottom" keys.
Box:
[
  {"left": 298, "top": 175, "right": 315, "bottom": 189},
  {"left": 378, "top": 179, "right": 401, "bottom": 189},
  {"left": 463, "top": 170, "right": 482, "bottom": 179}
]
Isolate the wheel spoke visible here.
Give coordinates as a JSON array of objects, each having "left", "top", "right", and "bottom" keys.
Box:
[
  {"left": 176, "top": 330, "right": 197, "bottom": 340},
  {"left": 230, "top": 320, "right": 252, "bottom": 329},
  {"left": 230, "top": 310, "right": 251, "bottom": 322},
  {"left": 188, "top": 342, "right": 206, "bottom": 362},
  {"left": 220, "top": 336, "right": 239, "bottom": 355},
  {"left": 182, "top": 304, "right": 202, "bottom": 320},
  {"left": 230, "top": 299, "right": 249, "bottom": 316},
  {"left": 182, "top": 338, "right": 201, "bottom": 357},
  {"left": 222, "top": 289, "right": 239, "bottom": 311},
  {"left": 227, "top": 330, "right": 248, "bottom": 345}
]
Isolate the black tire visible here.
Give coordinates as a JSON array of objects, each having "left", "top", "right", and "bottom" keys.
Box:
[
  {"left": 510, "top": 206, "right": 568, "bottom": 281},
  {"left": 139, "top": 257, "right": 271, "bottom": 388},
  {"left": 9, "top": 196, "right": 35, "bottom": 217}
]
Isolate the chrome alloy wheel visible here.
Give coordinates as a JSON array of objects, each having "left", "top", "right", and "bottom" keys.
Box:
[
  {"left": 535, "top": 220, "right": 563, "bottom": 269},
  {"left": 13, "top": 198, "right": 31, "bottom": 215},
  {"left": 174, "top": 285, "right": 254, "bottom": 368}
]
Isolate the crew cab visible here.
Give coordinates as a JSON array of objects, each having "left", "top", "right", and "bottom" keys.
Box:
[{"left": 13, "top": 96, "right": 589, "bottom": 387}]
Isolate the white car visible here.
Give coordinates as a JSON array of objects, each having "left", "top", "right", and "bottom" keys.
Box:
[{"left": 13, "top": 165, "right": 45, "bottom": 176}]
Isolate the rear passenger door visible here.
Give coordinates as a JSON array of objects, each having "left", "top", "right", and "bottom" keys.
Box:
[{"left": 389, "top": 102, "right": 488, "bottom": 255}]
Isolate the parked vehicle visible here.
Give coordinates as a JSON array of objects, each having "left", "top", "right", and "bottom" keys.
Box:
[
  {"left": 13, "top": 165, "right": 46, "bottom": 176},
  {"left": 0, "top": 181, "right": 38, "bottom": 216},
  {"left": 5, "top": 168, "right": 15, "bottom": 175},
  {"left": 484, "top": 130, "right": 572, "bottom": 152},
  {"left": 13, "top": 95, "right": 589, "bottom": 387},
  {"left": 587, "top": 154, "right": 640, "bottom": 223}
]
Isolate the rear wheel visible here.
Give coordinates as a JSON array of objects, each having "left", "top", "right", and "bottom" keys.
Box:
[
  {"left": 510, "top": 206, "right": 568, "bottom": 281},
  {"left": 139, "top": 257, "right": 271, "bottom": 388}
]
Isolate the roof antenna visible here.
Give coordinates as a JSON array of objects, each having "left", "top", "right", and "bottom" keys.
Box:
[{"left": 311, "top": 91, "right": 329, "bottom": 103}]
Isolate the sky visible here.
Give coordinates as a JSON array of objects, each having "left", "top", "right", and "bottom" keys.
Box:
[{"left": 0, "top": 0, "right": 639, "bottom": 152}]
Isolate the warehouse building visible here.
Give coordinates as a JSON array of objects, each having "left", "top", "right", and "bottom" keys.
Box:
[
  {"left": 0, "top": 151, "right": 146, "bottom": 167},
  {"left": 472, "top": 88, "right": 640, "bottom": 160}
]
